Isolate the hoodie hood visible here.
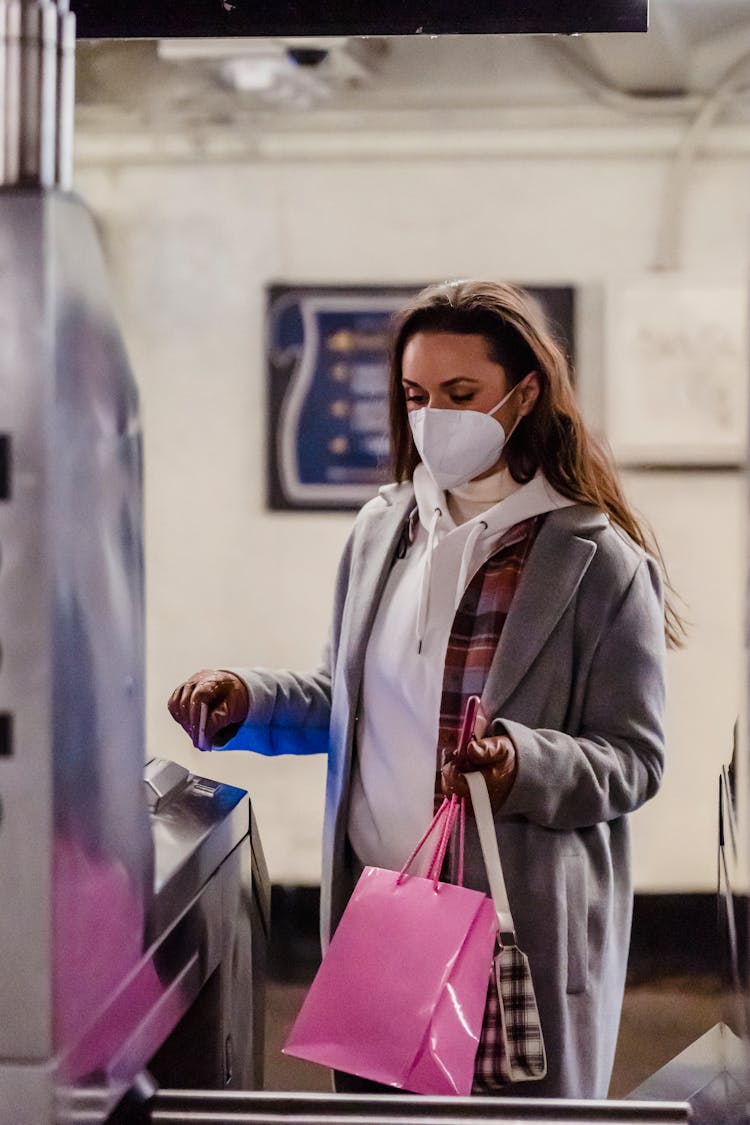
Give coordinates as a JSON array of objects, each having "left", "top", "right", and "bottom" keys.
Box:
[{"left": 411, "top": 464, "right": 577, "bottom": 651}]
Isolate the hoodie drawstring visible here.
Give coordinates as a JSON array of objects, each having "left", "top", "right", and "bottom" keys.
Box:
[
  {"left": 417, "top": 511, "right": 489, "bottom": 652},
  {"left": 455, "top": 520, "right": 488, "bottom": 610},
  {"left": 416, "top": 506, "right": 442, "bottom": 653}
]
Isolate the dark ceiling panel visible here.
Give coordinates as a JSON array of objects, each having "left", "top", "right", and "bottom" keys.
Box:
[{"left": 72, "top": 0, "right": 648, "bottom": 40}]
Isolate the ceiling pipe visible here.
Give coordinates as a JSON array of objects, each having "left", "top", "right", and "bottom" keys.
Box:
[{"left": 653, "top": 46, "right": 750, "bottom": 271}]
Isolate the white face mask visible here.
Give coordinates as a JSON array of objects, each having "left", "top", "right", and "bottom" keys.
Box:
[{"left": 408, "top": 383, "right": 522, "bottom": 491}]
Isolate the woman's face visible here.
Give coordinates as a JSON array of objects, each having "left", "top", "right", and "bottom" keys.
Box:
[
  {"left": 400, "top": 330, "right": 540, "bottom": 480},
  {"left": 404, "top": 328, "right": 521, "bottom": 425},
  {"left": 401, "top": 331, "right": 513, "bottom": 418}
]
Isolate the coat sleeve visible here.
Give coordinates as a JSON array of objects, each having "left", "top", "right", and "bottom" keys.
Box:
[
  {"left": 496, "top": 554, "right": 666, "bottom": 829},
  {"left": 210, "top": 514, "right": 359, "bottom": 757},
  {"left": 215, "top": 654, "right": 333, "bottom": 757}
]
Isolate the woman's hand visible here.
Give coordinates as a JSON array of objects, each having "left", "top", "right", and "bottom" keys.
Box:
[
  {"left": 441, "top": 734, "right": 518, "bottom": 812},
  {"left": 167, "top": 669, "right": 250, "bottom": 750}
]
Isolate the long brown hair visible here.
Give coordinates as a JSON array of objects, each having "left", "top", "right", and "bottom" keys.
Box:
[{"left": 388, "top": 279, "right": 685, "bottom": 648}]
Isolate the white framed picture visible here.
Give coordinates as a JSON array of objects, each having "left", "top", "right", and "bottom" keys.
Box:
[{"left": 604, "top": 278, "right": 749, "bottom": 466}]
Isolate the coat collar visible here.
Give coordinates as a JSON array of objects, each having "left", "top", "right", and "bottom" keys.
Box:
[
  {"left": 483, "top": 504, "right": 608, "bottom": 712},
  {"left": 343, "top": 486, "right": 607, "bottom": 715},
  {"left": 342, "top": 484, "right": 415, "bottom": 694}
]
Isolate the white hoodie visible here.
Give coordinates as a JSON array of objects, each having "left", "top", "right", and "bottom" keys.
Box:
[{"left": 347, "top": 464, "right": 576, "bottom": 873}]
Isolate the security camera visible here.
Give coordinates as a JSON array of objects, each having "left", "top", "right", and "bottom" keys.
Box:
[{"left": 286, "top": 47, "right": 329, "bottom": 67}]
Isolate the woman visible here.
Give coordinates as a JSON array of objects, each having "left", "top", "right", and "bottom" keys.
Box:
[{"left": 168, "top": 280, "right": 679, "bottom": 1099}]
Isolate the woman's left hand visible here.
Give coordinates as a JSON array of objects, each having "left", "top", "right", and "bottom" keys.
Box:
[{"left": 441, "top": 734, "right": 518, "bottom": 812}]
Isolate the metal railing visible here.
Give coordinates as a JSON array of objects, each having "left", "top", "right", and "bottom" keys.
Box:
[{"left": 147, "top": 1090, "right": 691, "bottom": 1125}]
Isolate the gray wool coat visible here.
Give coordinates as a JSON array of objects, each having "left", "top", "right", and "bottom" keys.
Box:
[{"left": 229, "top": 481, "right": 667, "bottom": 1100}]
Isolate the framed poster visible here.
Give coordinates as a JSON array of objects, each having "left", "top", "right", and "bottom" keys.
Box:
[
  {"left": 605, "top": 279, "right": 749, "bottom": 467},
  {"left": 267, "top": 283, "right": 575, "bottom": 511}
]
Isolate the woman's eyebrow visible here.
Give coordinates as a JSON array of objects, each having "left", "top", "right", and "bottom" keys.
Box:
[{"left": 401, "top": 376, "right": 480, "bottom": 387}]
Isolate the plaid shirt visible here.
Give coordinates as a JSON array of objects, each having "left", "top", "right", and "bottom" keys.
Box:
[{"left": 435, "top": 514, "right": 544, "bottom": 808}]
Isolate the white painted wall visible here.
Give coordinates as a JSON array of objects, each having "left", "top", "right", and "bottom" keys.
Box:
[{"left": 75, "top": 142, "right": 750, "bottom": 891}]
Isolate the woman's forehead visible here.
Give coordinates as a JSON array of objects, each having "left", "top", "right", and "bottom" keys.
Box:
[{"left": 401, "top": 331, "right": 504, "bottom": 379}]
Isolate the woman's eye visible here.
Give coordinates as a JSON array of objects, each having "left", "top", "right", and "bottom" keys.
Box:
[
  {"left": 405, "top": 394, "right": 426, "bottom": 405},
  {"left": 451, "top": 393, "right": 474, "bottom": 404}
]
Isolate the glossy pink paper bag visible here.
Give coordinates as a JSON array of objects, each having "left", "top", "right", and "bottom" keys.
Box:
[{"left": 283, "top": 799, "right": 497, "bottom": 1095}]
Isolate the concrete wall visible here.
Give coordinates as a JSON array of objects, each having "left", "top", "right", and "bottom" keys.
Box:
[{"left": 75, "top": 140, "right": 749, "bottom": 890}]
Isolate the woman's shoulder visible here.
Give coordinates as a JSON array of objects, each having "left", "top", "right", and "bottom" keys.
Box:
[
  {"left": 354, "top": 481, "right": 415, "bottom": 526},
  {"left": 335, "top": 482, "right": 415, "bottom": 568},
  {"left": 539, "top": 505, "right": 663, "bottom": 627},
  {"left": 544, "top": 503, "right": 654, "bottom": 588},
  {"left": 546, "top": 501, "right": 643, "bottom": 551},
  {"left": 333, "top": 482, "right": 415, "bottom": 591}
]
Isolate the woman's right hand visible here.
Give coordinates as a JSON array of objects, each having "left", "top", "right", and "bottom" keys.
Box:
[{"left": 167, "top": 669, "right": 250, "bottom": 750}]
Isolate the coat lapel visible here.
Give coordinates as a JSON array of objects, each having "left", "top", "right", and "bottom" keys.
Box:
[
  {"left": 484, "top": 506, "right": 606, "bottom": 713},
  {"left": 341, "top": 486, "right": 415, "bottom": 695}
]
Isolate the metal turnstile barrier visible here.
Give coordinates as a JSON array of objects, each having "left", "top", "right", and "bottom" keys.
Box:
[{"left": 134, "top": 1090, "right": 691, "bottom": 1125}]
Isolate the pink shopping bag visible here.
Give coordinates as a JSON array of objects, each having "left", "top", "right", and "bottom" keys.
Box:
[{"left": 283, "top": 797, "right": 498, "bottom": 1095}]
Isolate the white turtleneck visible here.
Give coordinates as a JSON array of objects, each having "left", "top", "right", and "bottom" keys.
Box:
[
  {"left": 446, "top": 465, "right": 522, "bottom": 526},
  {"left": 347, "top": 465, "right": 576, "bottom": 873}
]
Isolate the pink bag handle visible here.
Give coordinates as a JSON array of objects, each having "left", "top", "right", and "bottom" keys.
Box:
[
  {"left": 425, "top": 795, "right": 458, "bottom": 884},
  {"left": 397, "top": 795, "right": 459, "bottom": 891},
  {"left": 449, "top": 796, "right": 466, "bottom": 887},
  {"left": 457, "top": 695, "right": 480, "bottom": 765},
  {"left": 428, "top": 795, "right": 466, "bottom": 887}
]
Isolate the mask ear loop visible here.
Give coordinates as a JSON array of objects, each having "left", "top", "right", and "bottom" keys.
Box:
[
  {"left": 487, "top": 369, "right": 538, "bottom": 416},
  {"left": 491, "top": 369, "right": 538, "bottom": 447},
  {"left": 486, "top": 383, "right": 518, "bottom": 418}
]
